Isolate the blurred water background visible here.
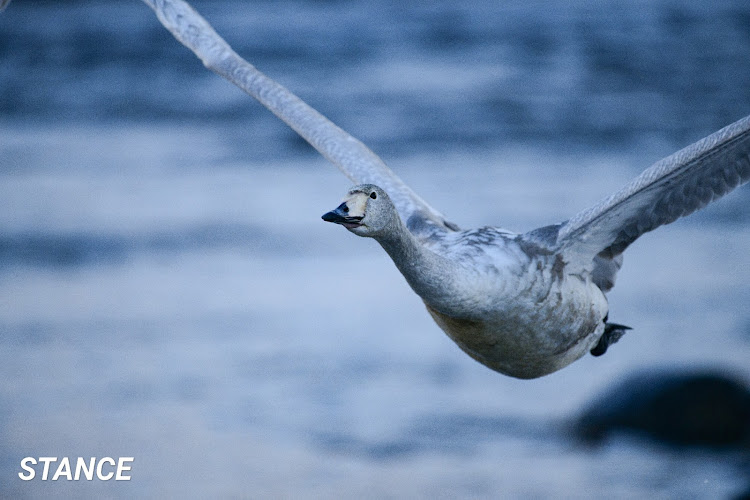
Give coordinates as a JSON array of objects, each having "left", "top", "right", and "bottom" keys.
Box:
[{"left": 1, "top": 0, "right": 750, "bottom": 497}]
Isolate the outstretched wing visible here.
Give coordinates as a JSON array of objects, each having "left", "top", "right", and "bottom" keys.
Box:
[
  {"left": 140, "top": 0, "right": 457, "bottom": 235},
  {"left": 554, "top": 114, "right": 750, "bottom": 265}
]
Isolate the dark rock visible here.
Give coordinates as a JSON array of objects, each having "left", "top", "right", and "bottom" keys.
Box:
[
  {"left": 575, "top": 369, "right": 750, "bottom": 448},
  {"left": 734, "top": 484, "right": 750, "bottom": 500}
]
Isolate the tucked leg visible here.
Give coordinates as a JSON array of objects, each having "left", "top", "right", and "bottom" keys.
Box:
[{"left": 591, "top": 322, "right": 631, "bottom": 357}]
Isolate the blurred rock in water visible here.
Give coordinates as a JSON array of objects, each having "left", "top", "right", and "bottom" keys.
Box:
[{"left": 575, "top": 369, "right": 750, "bottom": 448}]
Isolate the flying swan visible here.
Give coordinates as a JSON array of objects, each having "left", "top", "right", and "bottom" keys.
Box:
[{"left": 10, "top": 0, "right": 750, "bottom": 378}]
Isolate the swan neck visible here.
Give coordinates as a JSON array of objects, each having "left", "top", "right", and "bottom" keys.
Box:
[
  {"left": 375, "top": 221, "right": 423, "bottom": 265},
  {"left": 375, "top": 221, "right": 461, "bottom": 313}
]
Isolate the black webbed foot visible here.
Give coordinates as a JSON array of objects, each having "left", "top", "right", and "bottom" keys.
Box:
[{"left": 590, "top": 322, "right": 632, "bottom": 357}]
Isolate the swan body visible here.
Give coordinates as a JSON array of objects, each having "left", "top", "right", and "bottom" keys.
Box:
[
  {"left": 420, "top": 229, "right": 609, "bottom": 379},
  {"left": 4, "top": 0, "right": 743, "bottom": 378}
]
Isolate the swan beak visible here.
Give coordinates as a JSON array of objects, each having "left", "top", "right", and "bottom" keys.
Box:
[{"left": 322, "top": 202, "right": 363, "bottom": 229}]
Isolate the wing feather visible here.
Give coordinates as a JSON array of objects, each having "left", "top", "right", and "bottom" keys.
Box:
[
  {"left": 556, "top": 115, "right": 750, "bottom": 261},
  {"left": 140, "top": 0, "right": 457, "bottom": 234}
]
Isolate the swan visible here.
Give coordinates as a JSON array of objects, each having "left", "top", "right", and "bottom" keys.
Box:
[
  {"left": 7, "top": 0, "right": 748, "bottom": 378},
  {"left": 124, "top": 0, "right": 750, "bottom": 378}
]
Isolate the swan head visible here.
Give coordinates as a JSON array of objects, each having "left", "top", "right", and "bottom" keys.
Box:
[{"left": 321, "top": 184, "right": 397, "bottom": 237}]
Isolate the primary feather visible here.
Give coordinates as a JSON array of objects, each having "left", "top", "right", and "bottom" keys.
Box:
[{"left": 556, "top": 116, "right": 750, "bottom": 265}]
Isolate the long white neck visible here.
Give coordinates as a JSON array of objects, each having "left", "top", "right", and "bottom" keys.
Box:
[{"left": 373, "top": 218, "right": 469, "bottom": 317}]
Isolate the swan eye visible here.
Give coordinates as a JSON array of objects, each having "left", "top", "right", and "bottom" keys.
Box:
[
  {"left": 343, "top": 205, "right": 349, "bottom": 213},
  {"left": 370, "top": 192, "right": 377, "bottom": 200}
]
